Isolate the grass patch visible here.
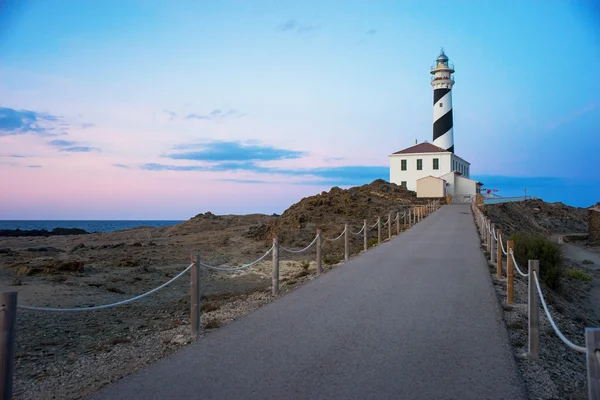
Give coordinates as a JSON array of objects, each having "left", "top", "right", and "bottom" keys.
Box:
[
  {"left": 367, "top": 238, "right": 378, "bottom": 248},
  {"left": 565, "top": 269, "right": 592, "bottom": 281},
  {"left": 286, "top": 279, "right": 297, "bottom": 285},
  {"left": 293, "top": 270, "right": 309, "bottom": 278},
  {"left": 204, "top": 318, "right": 222, "bottom": 329},
  {"left": 300, "top": 260, "right": 310, "bottom": 270},
  {"left": 201, "top": 301, "right": 220, "bottom": 312},
  {"left": 323, "top": 254, "right": 341, "bottom": 265},
  {"left": 510, "top": 232, "right": 562, "bottom": 290}
]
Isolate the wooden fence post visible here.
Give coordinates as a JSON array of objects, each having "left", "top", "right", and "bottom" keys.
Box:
[
  {"left": 363, "top": 220, "right": 367, "bottom": 252},
  {"left": 191, "top": 253, "right": 201, "bottom": 337},
  {"left": 403, "top": 211, "right": 407, "bottom": 228},
  {"left": 486, "top": 219, "right": 491, "bottom": 252},
  {"left": 272, "top": 238, "right": 280, "bottom": 296},
  {"left": 344, "top": 223, "right": 349, "bottom": 262},
  {"left": 377, "top": 217, "right": 381, "bottom": 244},
  {"left": 528, "top": 260, "right": 539, "bottom": 359},
  {"left": 585, "top": 328, "right": 600, "bottom": 400},
  {"left": 408, "top": 210, "right": 412, "bottom": 227},
  {"left": 490, "top": 223, "right": 496, "bottom": 265},
  {"left": 0, "top": 291, "right": 16, "bottom": 400},
  {"left": 507, "top": 240, "right": 515, "bottom": 304},
  {"left": 396, "top": 212, "right": 400, "bottom": 235},
  {"left": 497, "top": 228, "right": 503, "bottom": 280},
  {"left": 316, "top": 230, "right": 322, "bottom": 274},
  {"left": 388, "top": 212, "right": 392, "bottom": 241}
]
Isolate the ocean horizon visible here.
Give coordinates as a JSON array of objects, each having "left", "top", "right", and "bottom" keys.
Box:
[{"left": 0, "top": 220, "right": 184, "bottom": 233}]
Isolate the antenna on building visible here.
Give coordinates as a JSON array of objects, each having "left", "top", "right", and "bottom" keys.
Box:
[{"left": 415, "top": 139, "right": 417, "bottom": 144}]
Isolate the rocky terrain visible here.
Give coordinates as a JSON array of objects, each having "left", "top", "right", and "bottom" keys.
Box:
[
  {"left": 0, "top": 179, "right": 426, "bottom": 400},
  {"left": 481, "top": 198, "right": 598, "bottom": 400},
  {"left": 482, "top": 199, "right": 588, "bottom": 239}
]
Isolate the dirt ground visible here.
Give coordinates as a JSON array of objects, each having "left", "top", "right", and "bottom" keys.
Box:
[
  {"left": 481, "top": 200, "right": 599, "bottom": 400},
  {"left": 0, "top": 180, "right": 427, "bottom": 399}
]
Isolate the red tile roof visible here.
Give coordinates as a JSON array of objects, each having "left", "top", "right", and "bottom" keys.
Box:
[{"left": 392, "top": 142, "right": 450, "bottom": 155}]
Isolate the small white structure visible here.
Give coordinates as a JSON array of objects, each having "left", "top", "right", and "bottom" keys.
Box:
[
  {"left": 416, "top": 176, "right": 446, "bottom": 198},
  {"left": 389, "top": 142, "right": 470, "bottom": 192},
  {"left": 439, "top": 171, "right": 483, "bottom": 203}
]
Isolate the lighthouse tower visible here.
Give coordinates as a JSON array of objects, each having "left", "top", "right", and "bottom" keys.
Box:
[{"left": 430, "top": 48, "right": 455, "bottom": 153}]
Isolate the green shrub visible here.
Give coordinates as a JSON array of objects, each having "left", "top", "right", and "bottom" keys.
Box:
[
  {"left": 367, "top": 238, "right": 378, "bottom": 248},
  {"left": 300, "top": 260, "right": 310, "bottom": 270},
  {"left": 323, "top": 254, "right": 341, "bottom": 265},
  {"left": 565, "top": 269, "right": 591, "bottom": 281},
  {"left": 509, "top": 232, "right": 562, "bottom": 290}
]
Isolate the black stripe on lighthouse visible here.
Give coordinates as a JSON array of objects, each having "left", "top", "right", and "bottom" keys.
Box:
[
  {"left": 433, "top": 110, "right": 453, "bottom": 142},
  {"left": 433, "top": 88, "right": 453, "bottom": 152},
  {"left": 433, "top": 88, "right": 450, "bottom": 105}
]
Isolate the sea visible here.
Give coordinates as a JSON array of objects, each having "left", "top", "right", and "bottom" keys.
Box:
[{"left": 0, "top": 220, "right": 184, "bottom": 233}]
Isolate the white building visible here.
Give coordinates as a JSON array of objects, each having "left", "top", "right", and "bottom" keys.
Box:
[
  {"left": 388, "top": 49, "right": 483, "bottom": 201},
  {"left": 389, "top": 142, "right": 470, "bottom": 192}
]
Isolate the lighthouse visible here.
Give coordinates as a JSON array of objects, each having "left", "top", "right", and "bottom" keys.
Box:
[{"left": 430, "top": 48, "right": 455, "bottom": 153}]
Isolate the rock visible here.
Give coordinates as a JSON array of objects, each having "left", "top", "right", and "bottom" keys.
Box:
[
  {"left": 70, "top": 243, "right": 86, "bottom": 253},
  {"left": 11, "top": 278, "right": 22, "bottom": 286},
  {"left": 582, "top": 259, "right": 594, "bottom": 265},
  {"left": 170, "top": 334, "right": 189, "bottom": 345},
  {"left": 106, "top": 287, "right": 125, "bottom": 294}
]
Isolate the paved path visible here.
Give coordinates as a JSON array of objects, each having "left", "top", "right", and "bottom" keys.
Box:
[{"left": 90, "top": 205, "right": 526, "bottom": 400}]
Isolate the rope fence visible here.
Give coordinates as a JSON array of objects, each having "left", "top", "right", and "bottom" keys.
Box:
[
  {"left": 0, "top": 199, "right": 442, "bottom": 398},
  {"left": 471, "top": 200, "right": 600, "bottom": 397}
]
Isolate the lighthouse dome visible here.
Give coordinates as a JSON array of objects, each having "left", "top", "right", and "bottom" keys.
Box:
[{"left": 436, "top": 50, "right": 448, "bottom": 62}]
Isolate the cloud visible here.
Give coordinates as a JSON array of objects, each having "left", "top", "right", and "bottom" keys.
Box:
[
  {"left": 141, "top": 163, "right": 207, "bottom": 171},
  {"left": 163, "top": 109, "right": 178, "bottom": 120},
  {"left": 219, "top": 178, "right": 268, "bottom": 184},
  {"left": 80, "top": 123, "right": 95, "bottom": 129},
  {"left": 546, "top": 102, "right": 597, "bottom": 130},
  {"left": 366, "top": 28, "right": 377, "bottom": 35},
  {"left": 184, "top": 109, "right": 241, "bottom": 120},
  {"left": 48, "top": 139, "right": 77, "bottom": 147},
  {"left": 141, "top": 161, "right": 388, "bottom": 186},
  {"left": 3, "top": 154, "right": 27, "bottom": 158},
  {"left": 277, "top": 19, "right": 320, "bottom": 34},
  {"left": 0, "top": 107, "right": 67, "bottom": 137},
  {"left": 48, "top": 139, "right": 98, "bottom": 153},
  {"left": 59, "top": 146, "right": 98, "bottom": 153},
  {"left": 27, "top": 165, "right": 42, "bottom": 168},
  {"left": 112, "top": 163, "right": 132, "bottom": 169},
  {"left": 166, "top": 141, "right": 306, "bottom": 162}
]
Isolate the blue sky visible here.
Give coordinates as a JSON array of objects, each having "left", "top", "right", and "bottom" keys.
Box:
[{"left": 0, "top": 0, "right": 598, "bottom": 219}]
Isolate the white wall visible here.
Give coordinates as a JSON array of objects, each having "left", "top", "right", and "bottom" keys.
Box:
[
  {"left": 455, "top": 175, "right": 477, "bottom": 196},
  {"left": 450, "top": 155, "right": 470, "bottom": 178},
  {"left": 389, "top": 152, "right": 452, "bottom": 191}
]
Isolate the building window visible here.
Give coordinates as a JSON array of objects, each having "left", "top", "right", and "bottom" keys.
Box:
[
  {"left": 416, "top": 159, "right": 422, "bottom": 170},
  {"left": 439, "top": 103, "right": 443, "bottom": 107},
  {"left": 433, "top": 158, "right": 439, "bottom": 170},
  {"left": 401, "top": 181, "right": 407, "bottom": 188},
  {"left": 401, "top": 159, "right": 407, "bottom": 171}
]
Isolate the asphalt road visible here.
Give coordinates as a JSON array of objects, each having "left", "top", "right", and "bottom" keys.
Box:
[{"left": 90, "top": 205, "right": 526, "bottom": 400}]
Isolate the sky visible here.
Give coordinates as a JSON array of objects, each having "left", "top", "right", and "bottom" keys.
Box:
[{"left": 1, "top": 0, "right": 599, "bottom": 219}]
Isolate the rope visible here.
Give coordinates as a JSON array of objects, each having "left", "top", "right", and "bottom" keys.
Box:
[
  {"left": 493, "top": 228, "right": 498, "bottom": 241},
  {"left": 18, "top": 263, "right": 194, "bottom": 312},
  {"left": 370, "top": 220, "right": 379, "bottom": 229},
  {"left": 323, "top": 227, "right": 347, "bottom": 242},
  {"left": 499, "top": 234, "right": 507, "bottom": 255},
  {"left": 533, "top": 270, "right": 587, "bottom": 353},
  {"left": 508, "top": 249, "right": 528, "bottom": 277},
  {"left": 351, "top": 225, "right": 365, "bottom": 235},
  {"left": 201, "top": 246, "right": 273, "bottom": 271},
  {"left": 280, "top": 235, "right": 319, "bottom": 254}
]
